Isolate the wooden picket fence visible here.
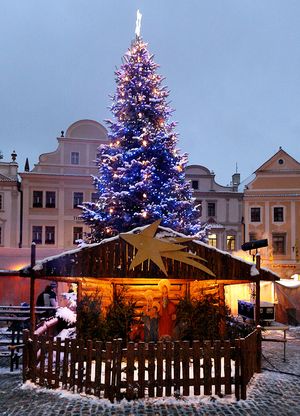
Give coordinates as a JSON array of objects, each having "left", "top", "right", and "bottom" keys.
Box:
[{"left": 22, "top": 329, "right": 260, "bottom": 401}]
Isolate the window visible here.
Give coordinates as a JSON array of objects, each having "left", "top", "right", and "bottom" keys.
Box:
[
  {"left": 191, "top": 180, "right": 199, "bottom": 190},
  {"left": 73, "top": 227, "right": 83, "bottom": 244},
  {"left": 71, "top": 152, "right": 80, "bottom": 165},
  {"left": 249, "top": 233, "right": 257, "bottom": 242},
  {"left": 195, "top": 200, "right": 202, "bottom": 216},
  {"left": 227, "top": 235, "right": 236, "bottom": 251},
  {"left": 250, "top": 207, "right": 261, "bottom": 222},
  {"left": 91, "top": 192, "right": 98, "bottom": 204},
  {"left": 32, "top": 226, "right": 42, "bottom": 244},
  {"left": 208, "top": 233, "right": 217, "bottom": 248},
  {"left": 274, "top": 207, "right": 284, "bottom": 222},
  {"left": 273, "top": 234, "right": 286, "bottom": 255},
  {"left": 0, "top": 194, "right": 3, "bottom": 210},
  {"left": 0, "top": 226, "right": 2, "bottom": 244},
  {"left": 207, "top": 202, "right": 216, "bottom": 217},
  {"left": 46, "top": 191, "right": 56, "bottom": 208},
  {"left": 33, "top": 191, "right": 43, "bottom": 208},
  {"left": 73, "top": 192, "right": 83, "bottom": 208},
  {"left": 45, "top": 226, "right": 55, "bottom": 244}
]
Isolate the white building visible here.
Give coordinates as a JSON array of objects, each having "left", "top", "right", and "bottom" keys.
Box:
[
  {"left": 0, "top": 152, "right": 20, "bottom": 248},
  {"left": 20, "top": 119, "right": 109, "bottom": 249},
  {"left": 186, "top": 165, "right": 243, "bottom": 252}
]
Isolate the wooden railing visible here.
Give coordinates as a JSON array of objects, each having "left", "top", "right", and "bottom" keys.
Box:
[{"left": 23, "top": 328, "right": 260, "bottom": 401}]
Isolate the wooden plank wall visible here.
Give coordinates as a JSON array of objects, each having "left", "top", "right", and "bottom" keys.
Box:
[
  {"left": 23, "top": 329, "right": 259, "bottom": 401},
  {"left": 80, "top": 278, "right": 221, "bottom": 314}
]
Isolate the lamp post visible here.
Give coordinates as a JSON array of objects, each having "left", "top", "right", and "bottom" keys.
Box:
[
  {"left": 241, "top": 239, "right": 268, "bottom": 326},
  {"left": 241, "top": 239, "right": 268, "bottom": 374}
]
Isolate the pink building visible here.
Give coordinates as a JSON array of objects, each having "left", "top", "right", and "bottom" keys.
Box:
[{"left": 243, "top": 148, "right": 300, "bottom": 278}]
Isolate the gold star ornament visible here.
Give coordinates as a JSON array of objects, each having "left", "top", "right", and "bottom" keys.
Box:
[{"left": 120, "top": 220, "right": 215, "bottom": 277}]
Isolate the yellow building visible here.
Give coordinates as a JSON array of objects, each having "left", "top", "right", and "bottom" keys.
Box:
[{"left": 243, "top": 148, "right": 300, "bottom": 278}]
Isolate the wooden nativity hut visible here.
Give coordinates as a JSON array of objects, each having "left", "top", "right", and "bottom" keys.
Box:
[{"left": 21, "top": 220, "right": 279, "bottom": 329}]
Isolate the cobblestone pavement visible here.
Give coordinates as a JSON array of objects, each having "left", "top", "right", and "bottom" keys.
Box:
[{"left": 1, "top": 329, "right": 300, "bottom": 415}]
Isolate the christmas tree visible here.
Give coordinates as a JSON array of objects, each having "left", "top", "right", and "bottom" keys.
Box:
[{"left": 81, "top": 18, "right": 206, "bottom": 241}]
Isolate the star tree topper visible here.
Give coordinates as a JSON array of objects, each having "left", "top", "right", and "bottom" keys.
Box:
[{"left": 120, "top": 220, "right": 215, "bottom": 277}]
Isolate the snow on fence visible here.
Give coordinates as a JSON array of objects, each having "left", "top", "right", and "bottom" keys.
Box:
[{"left": 22, "top": 329, "right": 260, "bottom": 401}]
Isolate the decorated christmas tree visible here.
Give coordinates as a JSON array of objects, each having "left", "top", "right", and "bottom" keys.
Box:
[{"left": 81, "top": 13, "right": 206, "bottom": 241}]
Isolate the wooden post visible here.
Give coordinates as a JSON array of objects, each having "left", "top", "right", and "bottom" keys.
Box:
[
  {"left": 256, "top": 325, "right": 262, "bottom": 373},
  {"left": 255, "top": 253, "right": 262, "bottom": 374},
  {"left": 29, "top": 242, "right": 36, "bottom": 337},
  {"left": 77, "top": 281, "right": 82, "bottom": 302},
  {"left": 22, "top": 329, "right": 30, "bottom": 382},
  {"left": 185, "top": 282, "right": 190, "bottom": 300},
  {"left": 255, "top": 253, "right": 261, "bottom": 327},
  {"left": 218, "top": 283, "right": 226, "bottom": 338}
]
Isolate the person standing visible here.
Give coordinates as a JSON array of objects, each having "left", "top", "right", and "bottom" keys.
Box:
[{"left": 36, "top": 283, "right": 58, "bottom": 308}]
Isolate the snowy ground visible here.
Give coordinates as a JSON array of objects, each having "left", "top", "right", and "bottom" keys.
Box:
[{"left": 1, "top": 327, "right": 300, "bottom": 414}]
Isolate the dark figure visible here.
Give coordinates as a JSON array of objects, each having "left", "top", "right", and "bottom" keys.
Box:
[{"left": 36, "top": 285, "right": 58, "bottom": 308}]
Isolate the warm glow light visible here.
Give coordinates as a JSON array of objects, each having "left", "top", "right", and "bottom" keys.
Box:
[
  {"left": 291, "top": 274, "right": 300, "bottom": 280},
  {"left": 142, "top": 140, "right": 147, "bottom": 146},
  {"left": 142, "top": 211, "right": 147, "bottom": 218},
  {"left": 232, "top": 250, "right": 255, "bottom": 263},
  {"left": 143, "top": 193, "right": 147, "bottom": 198},
  {"left": 10, "top": 261, "right": 29, "bottom": 270}
]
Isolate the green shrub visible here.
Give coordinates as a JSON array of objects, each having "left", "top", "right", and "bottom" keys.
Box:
[
  {"left": 105, "top": 286, "right": 137, "bottom": 344},
  {"left": 76, "top": 292, "right": 107, "bottom": 341},
  {"left": 176, "top": 293, "right": 223, "bottom": 341}
]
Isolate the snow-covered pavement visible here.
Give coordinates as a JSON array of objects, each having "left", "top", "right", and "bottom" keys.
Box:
[{"left": 1, "top": 328, "right": 300, "bottom": 415}]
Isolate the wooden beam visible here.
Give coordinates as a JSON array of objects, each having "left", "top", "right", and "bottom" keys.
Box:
[
  {"left": 218, "top": 284, "right": 226, "bottom": 338},
  {"left": 29, "top": 243, "right": 36, "bottom": 337}
]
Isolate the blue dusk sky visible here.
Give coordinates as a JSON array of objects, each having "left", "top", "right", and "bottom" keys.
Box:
[{"left": 0, "top": 1, "right": 300, "bottom": 185}]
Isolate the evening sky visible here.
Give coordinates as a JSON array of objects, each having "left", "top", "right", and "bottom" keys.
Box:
[{"left": 1, "top": 0, "right": 300, "bottom": 185}]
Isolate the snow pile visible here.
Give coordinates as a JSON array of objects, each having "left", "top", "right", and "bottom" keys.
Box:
[
  {"left": 56, "top": 307, "right": 76, "bottom": 325},
  {"left": 250, "top": 264, "right": 259, "bottom": 276},
  {"left": 21, "top": 380, "right": 236, "bottom": 407},
  {"left": 55, "top": 327, "right": 76, "bottom": 340}
]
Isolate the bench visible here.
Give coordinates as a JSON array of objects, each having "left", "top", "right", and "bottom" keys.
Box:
[
  {"left": 262, "top": 321, "right": 289, "bottom": 361},
  {"left": 0, "top": 316, "right": 29, "bottom": 371}
]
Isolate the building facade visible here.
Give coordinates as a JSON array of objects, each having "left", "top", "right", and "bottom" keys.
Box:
[
  {"left": 185, "top": 165, "right": 243, "bottom": 252},
  {"left": 243, "top": 148, "right": 300, "bottom": 278},
  {"left": 0, "top": 155, "right": 20, "bottom": 248},
  {"left": 20, "top": 119, "right": 109, "bottom": 249}
]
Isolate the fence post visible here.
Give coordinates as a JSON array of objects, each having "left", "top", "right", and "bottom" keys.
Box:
[
  {"left": 256, "top": 326, "right": 262, "bottom": 373},
  {"left": 22, "top": 329, "right": 30, "bottom": 382},
  {"left": 240, "top": 338, "right": 247, "bottom": 400},
  {"left": 234, "top": 338, "right": 241, "bottom": 401}
]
